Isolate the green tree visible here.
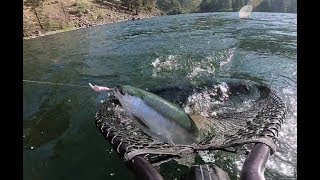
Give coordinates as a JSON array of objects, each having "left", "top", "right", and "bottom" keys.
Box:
[
  {"left": 121, "top": 0, "right": 155, "bottom": 13},
  {"left": 121, "top": 0, "right": 132, "bottom": 11},
  {"left": 143, "top": 0, "right": 156, "bottom": 12},
  {"left": 133, "top": 0, "right": 142, "bottom": 14}
]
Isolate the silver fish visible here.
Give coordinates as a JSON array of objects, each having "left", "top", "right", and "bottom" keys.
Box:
[{"left": 113, "top": 85, "right": 199, "bottom": 145}]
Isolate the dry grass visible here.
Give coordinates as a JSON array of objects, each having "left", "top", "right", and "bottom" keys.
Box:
[{"left": 23, "top": 0, "right": 163, "bottom": 38}]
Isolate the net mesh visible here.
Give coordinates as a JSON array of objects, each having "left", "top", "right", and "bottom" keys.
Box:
[{"left": 95, "top": 80, "right": 286, "bottom": 164}]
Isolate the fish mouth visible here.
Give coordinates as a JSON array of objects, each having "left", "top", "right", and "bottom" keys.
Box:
[{"left": 114, "top": 85, "right": 126, "bottom": 98}]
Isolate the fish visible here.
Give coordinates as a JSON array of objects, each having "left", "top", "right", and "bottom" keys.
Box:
[{"left": 113, "top": 85, "right": 200, "bottom": 145}]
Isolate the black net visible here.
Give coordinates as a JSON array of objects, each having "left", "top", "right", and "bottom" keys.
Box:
[{"left": 95, "top": 80, "right": 286, "bottom": 165}]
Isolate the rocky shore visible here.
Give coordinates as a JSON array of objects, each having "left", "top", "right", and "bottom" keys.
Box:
[{"left": 23, "top": 0, "right": 164, "bottom": 39}]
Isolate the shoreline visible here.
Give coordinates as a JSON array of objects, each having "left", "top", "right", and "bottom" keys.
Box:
[
  {"left": 23, "top": 0, "right": 164, "bottom": 40},
  {"left": 23, "top": 15, "right": 158, "bottom": 40}
]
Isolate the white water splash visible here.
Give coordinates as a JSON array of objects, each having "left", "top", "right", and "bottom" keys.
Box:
[
  {"left": 267, "top": 151, "right": 296, "bottom": 177},
  {"left": 198, "top": 150, "right": 216, "bottom": 163},
  {"left": 220, "top": 48, "right": 235, "bottom": 67},
  {"left": 151, "top": 49, "right": 234, "bottom": 80},
  {"left": 217, "top": 82, "right": 229, "bottom": 100},
  {"left": 235, "top": 156, "right": 246, "bottom": 171},
  {"left": 185, "top": 83, "right": 297, "bottom": 178},
  {"left": 151, "top": 55, "right": 179, "bottom": 70},
  {"left": 183, "top": 83, "right": 229, "bottom": 118},
  {"left": 187, "top": 60, "right": 215, "bottom": 79},
  {"left": 151, "top": 55, "right": 180, "bottom": 77},
  {"left": 282, "top": 88, "right": 295, "bottom": 95}
]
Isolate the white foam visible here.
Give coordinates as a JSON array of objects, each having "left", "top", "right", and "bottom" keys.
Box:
[
  {"left": 151, "top": 55, "right": 180, "bottom": 77},
  {"left": 187, "top": 61, "right": 215, "bottom": 79},
  {"left": 183, "top": 83, "right": 229, "bottom": 118},
  {"left": 220, "top": 48, "right": 235, "bottom": 67},
  {"left": 282, "top": 88, "right": 295, "bottom": 95},
  {"left": 198, "top": 150, "right": 216, "bottom": 163}
]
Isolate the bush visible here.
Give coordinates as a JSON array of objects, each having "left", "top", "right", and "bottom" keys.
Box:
[{"left": 69, "top": 2, "right": 87, "bottom": 17}]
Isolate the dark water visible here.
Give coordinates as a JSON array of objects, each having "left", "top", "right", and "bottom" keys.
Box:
[{"left": 23, "top": 12, "right": 296, "bottom": 180}]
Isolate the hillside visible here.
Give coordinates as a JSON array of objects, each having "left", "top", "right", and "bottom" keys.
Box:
[
  {"left": 23, "top": 0, "right": 297, "bottom": 39},
  {"left": 23, "top": 0, "right": 163, "bottom": 39},
  {"left": 156, "top": 0, "right": 297, "bottom": 14}
]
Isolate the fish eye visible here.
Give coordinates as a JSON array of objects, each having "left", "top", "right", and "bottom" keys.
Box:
[
  {"left": 115, "top": 85, "right": 126, "bottom": 96},
  {"left": 116, "top": 86, "right": 125, "bottom": 95},
  {"left": 119, "top": 88, "right": 125, "bottom": 95}
]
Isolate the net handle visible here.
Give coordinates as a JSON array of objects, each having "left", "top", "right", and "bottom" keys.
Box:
[
  {"left": 240, "top": 143, "right": 270, "bottom": 180},
  {"left": 127, "top": 156, "right": 164, "bottom": 180}
]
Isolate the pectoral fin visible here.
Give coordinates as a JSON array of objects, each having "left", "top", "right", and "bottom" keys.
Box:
[
  {"left": 131, "top": 114, "right": 174, "bottom": 144},
  {"left": 131, "top": 114, "right": 150, "bottom": 130}
]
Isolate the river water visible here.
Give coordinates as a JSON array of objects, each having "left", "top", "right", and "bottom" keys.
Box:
[{"left": 23, "top": 12, "right": 296, "bottom": 179}]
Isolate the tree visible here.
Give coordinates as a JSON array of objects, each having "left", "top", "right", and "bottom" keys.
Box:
[
  {"left": 24, "top": 0, "right": 44, "bottom": 29},
  {"left": 121, "top": 0, "right": 155, "bottom": 13},
  {"left": 143, "top": 0, "right": 155, "bottom": 12},
  {"left": 121, "top": 0, "right": 131, "bottom": 11},
  {"left": 133, "top": 0, "right": 142, "bottom": 14}
]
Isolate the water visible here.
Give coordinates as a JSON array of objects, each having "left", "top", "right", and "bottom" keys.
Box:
[{"left": 23, "top": 12, "right": 297, "bottom": 179}]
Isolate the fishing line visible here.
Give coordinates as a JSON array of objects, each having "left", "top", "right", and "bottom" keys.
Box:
[{"left": 23, "top": 79, "right": 89, "bottom": 88}]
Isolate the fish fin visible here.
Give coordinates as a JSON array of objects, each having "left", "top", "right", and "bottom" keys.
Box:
[
  {"left": 130, "top": 114, "right": 176, "bottom": 145},
  {"left": 131, "top": 114, "right": 150, "bottom": 130},
  {"left": 189, "top": 114, "right": 215, "bottom": 142},
  {"left": 189, "top": 114, "right": 211, "bottom": 128}
]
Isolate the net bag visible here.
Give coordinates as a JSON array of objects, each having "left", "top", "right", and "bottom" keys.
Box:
[{"left": 95, "top": 80, "right": 286, "bottom": 166}]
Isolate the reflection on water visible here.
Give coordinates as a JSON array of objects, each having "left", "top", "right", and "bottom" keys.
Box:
[{"left": 23, "top": 12, "right": 296, "bottom": 180}]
